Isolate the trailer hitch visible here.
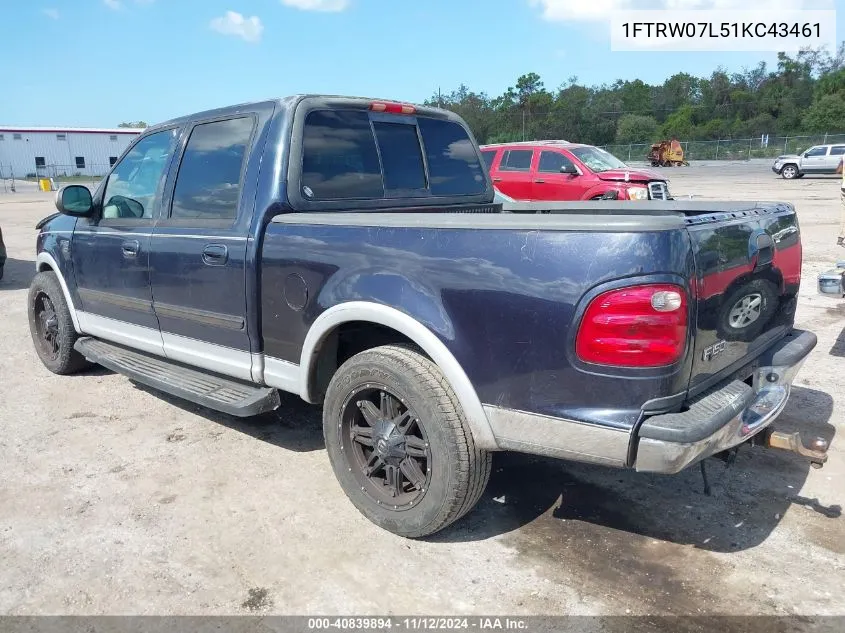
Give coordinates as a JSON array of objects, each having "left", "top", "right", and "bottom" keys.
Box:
[{"left": 755, "top": 429, "right": 829, "bottom": 468}]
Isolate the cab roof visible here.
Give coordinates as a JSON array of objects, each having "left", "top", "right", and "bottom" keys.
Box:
[{"left": 147, "top": 95, "right": 459, "bottom": 132}]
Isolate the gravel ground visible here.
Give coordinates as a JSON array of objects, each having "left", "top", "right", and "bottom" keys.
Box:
[{"left": 0, "top": 162, "right": 843, "bottom": 617}]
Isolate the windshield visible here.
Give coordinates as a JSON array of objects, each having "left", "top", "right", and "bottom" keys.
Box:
[{"left": 569, "top": 146, "right": 627, "bottom": 172}]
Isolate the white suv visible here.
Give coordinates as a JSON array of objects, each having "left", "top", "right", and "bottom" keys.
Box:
[{"left": 772, "top": 144, "right": 845, "bottom": 179}]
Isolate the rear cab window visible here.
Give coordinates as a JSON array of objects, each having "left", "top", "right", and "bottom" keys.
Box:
[
  {"left": 372, "top": 121, "right": 426, "bottom": 191},
  {"left": 299, "top": 107, "right": 487, "bottom": 202}
]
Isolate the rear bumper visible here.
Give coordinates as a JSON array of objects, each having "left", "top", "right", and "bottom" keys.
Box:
[{"left": 634, "top": 329, "right": 817, "bottom": 474}]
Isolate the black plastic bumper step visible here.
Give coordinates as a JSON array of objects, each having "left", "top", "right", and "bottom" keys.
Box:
[{"left": 74, "top": 337, "right": 280, "bottom": 417}]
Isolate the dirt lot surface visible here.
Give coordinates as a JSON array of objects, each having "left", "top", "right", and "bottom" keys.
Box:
[{"left": 1, "top": 164, "right": 843, "bottom": 617}]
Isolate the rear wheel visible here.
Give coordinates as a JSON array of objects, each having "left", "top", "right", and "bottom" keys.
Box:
[
  {"left": 323, "top": 344, "right": 491, "bottom": 538},
  {"left": 781, "top": 164, "right": 799, "bottom": 179},
  {"left": 28, "top": 271, "right": 91, "bottom": 374}
]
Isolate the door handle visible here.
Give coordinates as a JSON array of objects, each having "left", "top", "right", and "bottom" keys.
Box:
[
  {"left": 202, "top": 244, "right": 228, "bottom": 266},
  {"left": 121, "top": 240, "right": 140, "bottom": 258},
  {"left": 534, "top": 179, "right": 545, "bottom": 184},
  {"left": 493, "top": 178, "right": 502, "bottom": 182}
]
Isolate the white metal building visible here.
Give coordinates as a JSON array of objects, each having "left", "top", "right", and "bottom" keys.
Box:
[{"left": 0, "top": 126, "right": 144, "bottom": 179}]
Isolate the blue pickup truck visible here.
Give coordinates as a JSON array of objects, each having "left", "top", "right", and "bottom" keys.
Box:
[{"left": 28, "top": 96, "right": 826, "bottom": 537}]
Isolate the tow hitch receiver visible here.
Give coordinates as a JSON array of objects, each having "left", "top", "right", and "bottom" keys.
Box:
[{"left": 757, "top": 429, "right": 829, "bottom": 468}]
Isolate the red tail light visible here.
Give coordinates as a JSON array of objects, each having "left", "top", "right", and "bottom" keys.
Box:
[
  {"left": 576, "top": 284, "right": 688, "bottom": 367},
  {"left": 370, "top": 101, "right": 416, "bottom": 115}
]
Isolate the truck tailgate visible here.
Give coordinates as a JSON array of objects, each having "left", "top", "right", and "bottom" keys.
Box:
[{"left": 685, "top": 203, "right": 802, "bottom": 395}]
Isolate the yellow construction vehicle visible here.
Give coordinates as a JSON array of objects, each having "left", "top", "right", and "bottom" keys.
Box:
[{"left": 647, "top": 139, "right": 689, "bottom": 167}]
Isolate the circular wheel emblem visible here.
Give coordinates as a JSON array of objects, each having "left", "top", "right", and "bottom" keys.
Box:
[{"left": 339, "top": 386, "right": 432, "bottom": 509}]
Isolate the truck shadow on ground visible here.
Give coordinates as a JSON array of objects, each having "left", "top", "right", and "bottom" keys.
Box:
[
  {"left": 129, "top": 383, "right": 325, "bottom": 453},
  {"left": 435, "top": 385, "right": 837, "bottom": 553},
  {"left": 0, "top": 257, "right": 35, "bottom": 291},
  {"left": 113, "top": 373, "right": 839, "bottom": 552}
]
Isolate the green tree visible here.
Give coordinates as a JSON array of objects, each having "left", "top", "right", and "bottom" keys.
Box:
[
  {"left": 118, "top": 121, "right": 148, "bottom": 128},
  {"left": 617, "top": 79, "right": 652, "bottom": 116},
  {"left": 816, "top": 68, "right": 845, "bottom": 98},
  {"left": 427, "top": 41, "right": 845, "bottom": 146},
  {"left": 515, "top": 72, "right": 544, "bottom": 105},
  {"left": 698, "top": 117, "right": 731, "bottom": 139},
  {"left": 661, "top": 105, "right": 695, "bottom": 139},
  {"left": 802, "top": 93, "right": 845, "bottom": 132},
  {"left": 615, "top": 114, "right": 658, "bottom": 143}
]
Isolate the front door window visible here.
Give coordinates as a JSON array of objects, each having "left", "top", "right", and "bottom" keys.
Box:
[{"left": 102, "top": 129, "right": 176, "bottom": 220}]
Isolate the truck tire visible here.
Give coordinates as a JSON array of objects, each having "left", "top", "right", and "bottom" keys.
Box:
[
  {"left": 322, "top": 344, "right": 491, "bottom": 538},
  {"left": 27, "top": 271, "right": 91, "bottom": 375},
  {"left": 781, "top": 164, "right": 799, "bottom": 179},
  {"left": 717, "top": 279, "right": 779, "bottom": 342}
]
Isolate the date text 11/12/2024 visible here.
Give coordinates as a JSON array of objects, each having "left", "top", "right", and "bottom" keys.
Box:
[{"left": 307, "top": 618, "right": 529, "bottom": 630}]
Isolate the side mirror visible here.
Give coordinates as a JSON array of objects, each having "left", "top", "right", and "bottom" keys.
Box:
[
  {"left": 55, "top": 185, "right": 93, "bottom": 217},
  {"left": 560, "top": 164, "right": 579, "bottom": 175}
]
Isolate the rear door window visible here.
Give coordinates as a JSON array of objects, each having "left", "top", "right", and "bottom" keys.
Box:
[
  {"left": 481, "top": 150, "right": 498, "bottom": 170},
  {"left": 830, "top": 145, "right": 845, "bottom": 156},
  {"left": 417, "top": 118, "right": 486, "bottom": 195},
  {"left": 171, "top": 117, "right": 254, "bottom": 220},
  {"left": 500, "top": 150, "right": 533, "bottom": 171}
]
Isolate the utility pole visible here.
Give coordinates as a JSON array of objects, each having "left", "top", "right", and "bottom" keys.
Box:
[{"left": 437, "top": 87, "right": 443, "bottom": 108}]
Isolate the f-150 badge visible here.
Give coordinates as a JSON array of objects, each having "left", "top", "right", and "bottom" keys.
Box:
[{"left": 702, "top": 340, "right": 727, "bottom": 361}]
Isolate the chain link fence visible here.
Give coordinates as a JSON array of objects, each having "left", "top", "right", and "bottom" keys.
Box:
[
  {"left": 35, "top": 163, "right": 109, "bottom": 187},
  {"left": 1, "top": 163, "right": 108, "bottom": 192},
  {"left": 602, "top": 133, "right": 845, "bottom": 163}
]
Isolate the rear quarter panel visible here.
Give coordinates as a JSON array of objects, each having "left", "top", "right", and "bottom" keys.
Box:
[{"left": 261, "top": 216, "right": 696, "bottom": 432}]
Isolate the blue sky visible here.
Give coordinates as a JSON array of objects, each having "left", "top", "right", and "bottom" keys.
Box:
[{"left": 3, "top": 0, "right": 842, "bottom": 127}]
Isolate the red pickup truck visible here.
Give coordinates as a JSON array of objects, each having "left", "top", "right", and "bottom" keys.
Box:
[{"left": 481, "top": 140, "right": 671, "bottom": 201}]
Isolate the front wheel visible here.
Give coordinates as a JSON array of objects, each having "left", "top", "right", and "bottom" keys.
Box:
[
  {"left": 322, "top": 344, "right": 491, "bottom": 538},
  {"left": 781, "top": 164, "right": 799, "bottom": 179},
  {"left": 28, "top": 271, "right": 91, "bottom": 374}
]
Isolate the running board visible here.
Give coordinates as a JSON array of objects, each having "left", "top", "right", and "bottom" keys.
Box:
[{"left": 74, "top": 337, "right": 280, "bottom": 417}]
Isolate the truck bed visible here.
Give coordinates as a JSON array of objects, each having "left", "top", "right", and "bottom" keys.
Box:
[
  {"left": 500, "top": 199, "right": 795, "bottom": 217},
  {"left": 265, "top": 198, "right": 801, "bottom": 426}
]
